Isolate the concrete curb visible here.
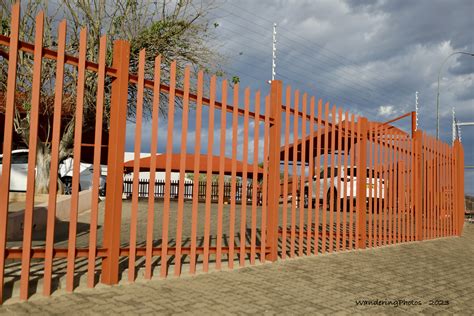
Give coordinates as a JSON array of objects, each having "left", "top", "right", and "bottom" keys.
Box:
[{"left": 7, "top": 190, "right": 93, "bottom": 241}]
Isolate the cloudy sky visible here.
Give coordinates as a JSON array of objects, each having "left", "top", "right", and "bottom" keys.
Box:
[{"left": 199, "top": 0, "right": 472, "bottom": 194}]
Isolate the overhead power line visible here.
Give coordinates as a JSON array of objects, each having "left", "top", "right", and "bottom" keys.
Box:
[{"left": 221, "top": 3, "right": 417, "bottom": 99}]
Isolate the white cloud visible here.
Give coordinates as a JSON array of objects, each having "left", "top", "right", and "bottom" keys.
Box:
[{"left": 377, "top": 105, "right": 396, "bottom": 117}]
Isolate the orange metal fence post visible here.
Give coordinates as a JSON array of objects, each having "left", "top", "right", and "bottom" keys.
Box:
[
  {"left": 356, "top": 117, "right": 368, "bottom": 249},
  {"left": 411, "top": 111, "right": 416, "bottom": 137},
  {"left": 101, "top": 40, "right": 130, "bottom": 285},
  {"left": 454, "top": 140, "right": 464, "bottom": 236},
  {"left": 414, "top": 131, "right": 423, "bottom": 241},
  {"left": 20, "top": 12, "right": 44, "bottom": 300},
  {"left": 0, "top": 3, "right": 20, "bottom": 304},
  {"left": 267, "top": 80, "right": 283, "bottom": 262}
]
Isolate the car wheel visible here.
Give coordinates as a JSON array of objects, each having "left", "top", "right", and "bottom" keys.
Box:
[
  {"left": 326, "top": 188, "right": 339, "bottom": 211},
  {"left": 61, "top": 176, "right": 81, "bottom": 195},
  {"left": 61, "top": 176, "right": 73, "bottom": 195}
]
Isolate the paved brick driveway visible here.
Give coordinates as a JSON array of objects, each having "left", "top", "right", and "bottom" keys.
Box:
[{"left": 2, "top": 223, "right": 473, "bottom": 315}]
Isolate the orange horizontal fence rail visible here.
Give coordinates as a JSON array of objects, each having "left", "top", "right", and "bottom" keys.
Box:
[{"left": 0, "top": 2, "right": 465, "bottom": 303}]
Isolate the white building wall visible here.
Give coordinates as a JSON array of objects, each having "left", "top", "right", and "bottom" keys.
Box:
[{"left": 101, "top": 152, "right": 180, "bottom": 181}]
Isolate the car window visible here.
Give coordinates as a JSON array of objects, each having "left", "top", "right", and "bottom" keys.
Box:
[
  {"left": 346, "top": 168, "right": 356, "bottom": 177},
  {"left": 344, "top": 168, "right": 379, "bottom": 178},
  {"left": 319, "top": 167, "right": 338, "bottom": 178},
  {"left": 11, "top": 152, "right": 29, "bottom": 164}
]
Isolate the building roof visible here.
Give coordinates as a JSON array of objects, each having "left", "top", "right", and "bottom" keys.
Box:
[{"left": 124, "top": 153, "right": 264, "bottom": 177}]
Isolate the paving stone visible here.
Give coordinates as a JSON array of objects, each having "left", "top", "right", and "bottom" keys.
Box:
[{"left": 1, "top": 223, "right": 474, "bottom": 314}]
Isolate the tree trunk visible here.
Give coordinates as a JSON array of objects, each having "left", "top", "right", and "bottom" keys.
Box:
[{"left": 35, "top": 142, "right": 52, "bottom": 194}]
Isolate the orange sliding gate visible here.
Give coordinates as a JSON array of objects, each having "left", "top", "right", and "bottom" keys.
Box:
[{"left": 0, "top": 4, "right": 466, "bottom": 302}]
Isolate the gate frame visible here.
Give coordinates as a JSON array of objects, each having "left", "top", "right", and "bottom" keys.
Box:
[{"left": 101, "top": 40, "right": 130, "bottom": 285}]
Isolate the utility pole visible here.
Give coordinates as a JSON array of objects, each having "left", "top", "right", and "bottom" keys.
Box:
[{"left": 272, "top": 23, "right": 277, "bottom": 81}]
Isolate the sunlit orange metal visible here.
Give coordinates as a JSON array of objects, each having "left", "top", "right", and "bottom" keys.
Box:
[
  {"left": 298, "top": 94, "right": 307, "bottom": 256},
  {"left": 174, "top": 67, "right": 191, "bottom": 276},
  {"left": 250, "top": 90, "right": 260, "bottom": 265},
  {"left": 160, "top": 61, "right": 177, "bottom": 278},
  {"left": 387, "top": 130, "right": 394, "bottom": 245},
  {"left": 216, "top": 80, "right": 228, "bottom": 269},
  {"left": 382, "top": 125, "right": 389, "bottom": 245},
  {"left": 0, "top": 3, "right": 20, "bottom": 303},
  {"left": 20, "top": 12, "right": 44, "bottom": 300},
  {"left": 65, "top": 27, "right": 87, "bottom": 292},
  {"left": 290, "top": 90, "right": 299, "bottom": 257},
  {"left": 306, "top": 97, "right": 315, "bottom": 255},
  {"left": 228, "top": 83, "right": 239, "bottom": 269},
  {"left": 204, "top": 76, "right": 217, "bottom": 271},
  {"left": 190, "top": 71, "right": 204, "bottom": 274},
  {"left": 356, "top": 117, "right": 367, "bottom": 249},
  {"left": 367, "top": 121, "right": 373, "bottom": 248},
  {"left": 128, "top": 49, "right": 146, "bottom": 282},
  {"left": 450, "top": 143, "right": 455, "bottom": 236},
  {"left": 314, "top": 100, "right": 323, "bottom": 254},
  {"left": 267, "top": 80, "right": 282, "bottom": 261},
  {"left": 454, "top": 140, "right": 464, "bottom": 236},
  {"left": 342, "top": 111, "right": 349, "bottom": 251},
  {"left": 101, "top": 40, "right": 130, "bottom": 285},
  {"left": 336, "top": 108, "right": 343, "bottom": 251},
  {"left": 372, "top": 122, "right": 380, "bottom": 247},
  {"left": 321, "top": 102, "right": 329, "bottom": 253},
  {"left": 0, "top": 9, "right": 466, "bottom": 301},
  {"left": 433, "top": 137, "right": 438, "bottom": 239},
  {"left": 261, "top": 94, "right": 271, "bottom": 262},
  {"left": 86, "top": 34, "right": 107, "bottom": 288},
  {"left": 238, "top": 87, "right": 250, "bottom": 267},
  {"left": 398, "top": 160, "right": 404, "bottom": 244},
  {"left": 328, "top": 106, "right": 336, "bottom": 252},
  {"left": 281, "top": 86, "right": 291, "bottom": 259},
  {"left": 43, "top": 19, "right": 67, "bottom": 296},
  {"left": 378, "top": 124, "right": 386, "bottom": 245},
  {"left": 145, "top": 55, "right": 161, "bottom": 280},
  {"left": 348, "top": 114, "right": 356, "bottom": 249}
]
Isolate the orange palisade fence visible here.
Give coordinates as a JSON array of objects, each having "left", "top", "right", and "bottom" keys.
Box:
[{"left": 0, "top": 4, "right": 466, "bottom": 302}]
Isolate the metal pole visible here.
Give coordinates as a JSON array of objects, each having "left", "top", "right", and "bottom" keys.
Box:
[
  {"left": 452, "top": 107, "right": 456, "bottom": 145},
  {"left": 272, "top": 23, "right": 276, "bottom": 81},
  {"left": 436, "top": 51, "right": 474, "bottom": 139}
]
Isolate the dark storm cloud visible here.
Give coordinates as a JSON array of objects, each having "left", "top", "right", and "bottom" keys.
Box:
[
  {"left": 213, "top": 0, "right": 474, "bottom": 193},
  {"left": 342, "top": 0, "right": 474, "bottom": 63},
  {"left": 450, "top": 54, "right": 474, "bottom": 75}
]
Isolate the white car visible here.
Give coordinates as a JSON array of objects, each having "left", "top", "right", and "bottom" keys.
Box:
[
  {"left": 305, "top": 166, "right": 385, "bottom": 210},
  {"left": 0, "top": 149, "right": 106, "bottom": 195}
]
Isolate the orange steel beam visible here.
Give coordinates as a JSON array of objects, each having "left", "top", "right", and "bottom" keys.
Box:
[
  {"left": 101, "top": 40, "right": 130, "bottom": 285},
  {"left": 376, "top": 111, "right": 413, "bottom": 129},
  {"left": 144, "top": 55, "right": 161, "bottom": 280},
  {"left": 19, "top": 11, "right": 44, "bottom": 301},
  {"left": 356, "top": 117, "right": 368, "bottom": 249},
  {"left": 86, "top": 34, "right": 107, "bottom": 289},
  {"left": 0, "top": 33, "right": 270, "bottom": 124},
  {"left": 5, "top": 247, "right": 271, "bottom": 259},
  {"left": 65, "top": 27, "right": 87, "bottom": 293},
  {"left": 0, "top": 34, "right": 118, "bottom": 77},
  {"left": 119, "top": 247, "right": 271, "bottom": 256},
  {"left": 43, "top": 20, "right": 67, "bottom": 296},
  {"left": 0, "top": 3, "right": 20, "bottom": 305},
  {"left": 454, "top": 140, "right": 464, "bottom": 236},
  {"left": 267, "top": 80, "right": 283, "bottom": 261},
  {"left": 414, "top": 131, "right": 423, "bottom": 240}
]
